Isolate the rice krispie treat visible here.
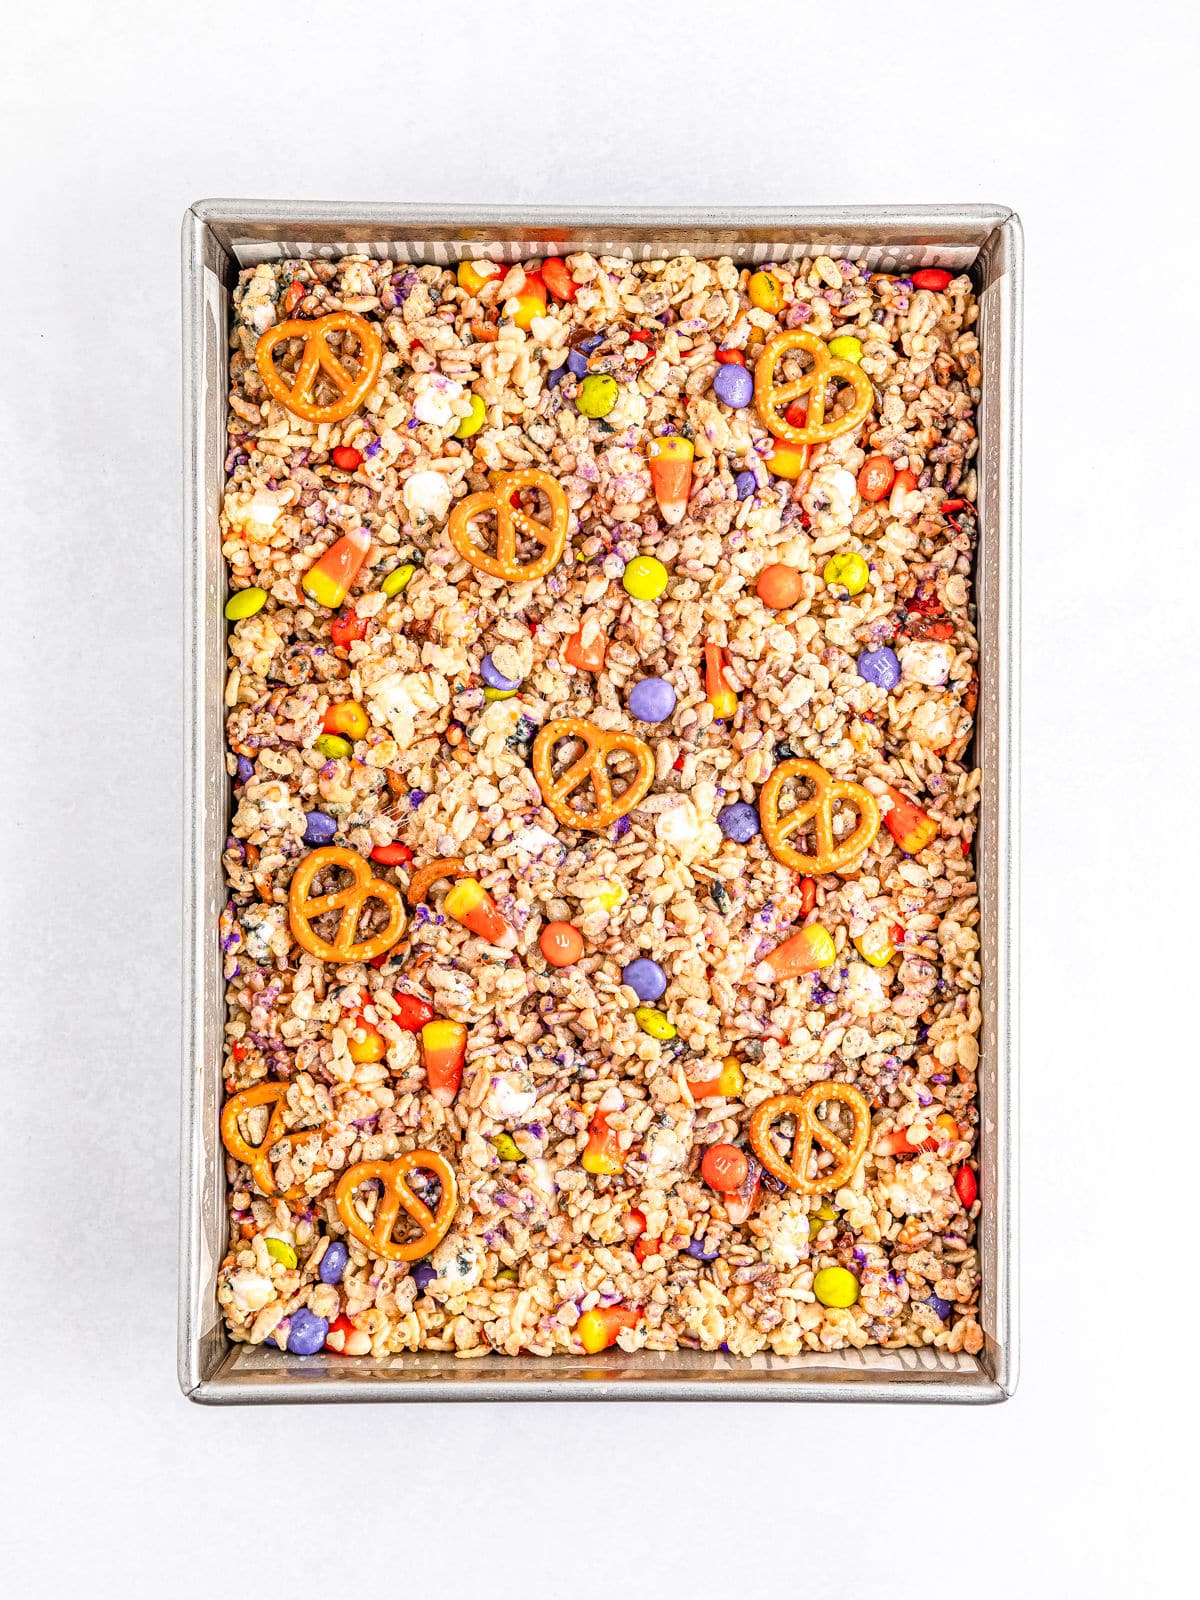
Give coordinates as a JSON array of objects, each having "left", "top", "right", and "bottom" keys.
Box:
[{"left": 216, "top": 251, "right": 985, "bottom": 1362}]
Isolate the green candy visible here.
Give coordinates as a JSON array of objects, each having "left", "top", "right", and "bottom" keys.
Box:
[
  {"left": 381, "top": 563, "right": 416, "bottom": 597},
  {"left": 490, "top": 1132, "right": 525, "bottom": 1162},
  {"left": 264, "top": 1237, "right": 297, "bottom": 1269},
  {"left": 224, "top": 587, "right": 268, "bottom": 621},
  {"left": 576, "top": 374, "right": 619, "bottom": 418},
  {"left": 315, "top": 734, "right": 353, "bottom": 760}
]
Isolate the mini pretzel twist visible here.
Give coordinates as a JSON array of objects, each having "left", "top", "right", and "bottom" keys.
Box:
[
  {"left": 758, "top": 758, "right": 880, "bottom": 875},
  {"left": 748, "top": 1083, "right": 871, "bottom": 1194},
  {"left": 533, "top": 717, "right": 655, "bottom": 832},
  {"left": 220, "top": 1083, "right": 322, "bottom": 1200},
  {"left": 754, "top": 330, "right": 874, "bottom": 447},
  {"left": 255, "top": 311, "right": 383, "bottom": 424},
  {"left": 406, "top": 857, "right": 467, "bottom": 907},
  {"left": 447, "top": 468, "right": 569, "bottom": 583},
  {"left": 335, "top": 1152, "right": 458, "bottom": 1262},
  {"left": 288, "top": 846, "right": 406, "bottom": 962}
]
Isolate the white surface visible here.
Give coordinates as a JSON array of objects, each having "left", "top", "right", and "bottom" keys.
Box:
[{"left": 2, "top": 1, "right": 1194, "bottom": 1594}]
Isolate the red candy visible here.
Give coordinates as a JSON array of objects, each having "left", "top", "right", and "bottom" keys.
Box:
[
  {"left": 392, "top": 993, "right": 435, "bottom": 1031},
  {"left": 911, "top": 268, "right": 953, "bottom": 292},
  {"left": 541, "top": 257, "right": 577, "bottom": 302},
  {"left": 784, "top": 399, "right": 808, "bottom": 427},
  {"left": 893, "top": 468, "right": 918, "bottom": 493},
  {"left": 331, "top": 446, "right": 363, "bottom": 471},
  {"left": 797, "top": 876, "right": 816, "bottom": 917},
  {"left": 370, "top": 842, "right": 412, "bottom": 866},
  {"left": 955, "top": 1165, "right": 978, "bottom": 1208},
  {"left": 714, "top": 349, "right": 746, "bottom": 365},
  {"left": 330, "top": 610, "right": 368, "bottom": 649}
]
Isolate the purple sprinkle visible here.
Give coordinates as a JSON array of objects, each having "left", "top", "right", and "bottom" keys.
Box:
[
  {"left": 406, "top": 419, "right": 418, "bottom": 430},
  {"left": 613, "top": 815, "right": 632, "bottom": 838},
  {"left": 925, "top": 1293, "right": 953, "bottom": 1321},
  {"left": 235, "top": 755, "right": 254, "bottom": 783},
  {"left": 365, "top": 439, "right": 382, "bottom": 458},
  {"left": 408, "top": 790, "right": 427, "bottom": 807},
  {"left": 412, "top": 1262, "right": 437, "bottom": 1292},
  {"left": 526, "top": 1122, "right": 544, "bottom": 1140}
]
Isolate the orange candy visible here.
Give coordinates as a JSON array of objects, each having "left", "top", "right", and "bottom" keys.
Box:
[
  {"left": 323, "top": 699, "right": 369, "bottom": 740},
  {"left": 301, "top": 528, "right": 372, "bottom": 611},
  {"left": 540, "top": 921, "right": 584, "bottom": 967},
  {"left": 457, "top": 259, "right": 502, "bottom": 296},
  {"left": 582, "top": 1110, "right": 624, "bottom": 1175},
  {"left": 346, "top": 1017, "right": 386, "bottom": 1064},
  {"left": 443, "top": 877, "right": 517, "bottom": 948},
  {"left": 701, "top": 1143, "right": 748, "bottom": 1193},
  {"left": 756, "top": 563, "right": 805, "bottom": 610},
  {"left": 857, "top": 454, "right": 896, "bottom": 502},
  {"left": 564, "top": 619, "right": 607, "bottom": 673},
  {"left": 883, "top": 786, "right": 939, "bottom": 854},
  {"left": 509, "top": 272, "right": 547, "bottom": 330}
]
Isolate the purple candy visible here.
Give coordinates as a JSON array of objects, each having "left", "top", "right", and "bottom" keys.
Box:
[
  {"left": 303, "top": 810, "right": 338, "bottom": 845},
  {"left": 686, "top": 1236, "right": 720, "bottom": 1262},
  {"left": 318, "top": 1240, "right": 349, "bottom": 1285},
  {"left": 717, "top": 801, "right": 760, "bottom": 844},
  {"left": 925, "top": 1293, "right": 953, "bottom": 1322},
  {"left": 579, "top": 334, "right": 604, "bottom": 354},
  {"left": 567, "top": 348, "right": 590, "bottom": 378},
  {"left": 857, "top": 646, "right": 902, "bottom": 690},
  {"left": 712, "top": 363, "right": 754, "bottom": 409},
  {"left": 547, "top": 363, "right": 568, "bottom": 389},
  {"left": 627, "top": 677, "right": 676, "bottom": 723},
  {"left": 236, "top": 755, "right": 254, "bottom": 783},
  {"left": 622, "top": 957, "right": 667, "bottom": 1002},
  {"left": 734, "top": 470, "right": 757, "bottom": 500},
  {"left": 412, "top": 1261, "right": 437, "bottom": 1293},
  {"left": 285, "top": 1307, "right": 328, "bottom": 1356},
  {"left": 481, "top": 653, "right": 521, "bottom": 692}
]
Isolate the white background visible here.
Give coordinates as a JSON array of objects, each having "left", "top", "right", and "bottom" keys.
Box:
[{"left": 2, "top": 1, "right": 1194, "bottom": 1594}]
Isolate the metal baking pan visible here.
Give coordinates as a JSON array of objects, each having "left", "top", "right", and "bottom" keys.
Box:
[{"left": 182, "top": 203, "right": 1020, "bottom": 1403}]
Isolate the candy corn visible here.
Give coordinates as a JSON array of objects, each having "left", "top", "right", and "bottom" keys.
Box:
[
  {"left": 647, "top": 434, "right": 694, "bottom": 525},
  {"left": 704, "top": 642, "right": 737, "bottom": 719},
  {"left": 325, "top": 1313, "right": 372, "bottom": 1356},
  {"left": 853, "top": 922, "right": 896, "bottom": 968},
  {"left": 457, "top": 259, "right": 501, "bottom": 296},
  {"left": 687, "top": 1056, "right": 745, "bottom": 1101},
  {"left": 875, "top": 1113, "right": 959, "bottom": 1157},
  {"left": 301, "top": 527, "right": 371, "bottom": 610},
  {"left": 582, "top": 1110, "right": 624, "bottom": 1175},
  {"left": 724, "top": 1155, "right": 761, "bottom": 1224},
  {"left": 345, "top": 1017, "right": 386, "bottom": 1064},
  {"left": 565, "top": 615, "right": 607, "bottom": 672},
  {"left": 883, "top": 786, "right": 939, "bottom": 854},
  {"left": 509, "top": 272, "right": 546, "bottom": 331},
  {"left": 442, "top": 877, "right": 517, "bottom": 949},
  {"left": 421, "top": 1020, "right": 467, "bottom": 1106},
  {"left": 763, "top": 924, "right": 836, "bottom": 981},
  {"left": 577, "top": 1305, "right": 641, "bottom": 1353}
]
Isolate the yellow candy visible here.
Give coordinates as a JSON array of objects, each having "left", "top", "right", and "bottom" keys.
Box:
[
  {"left": 808, "top": 1203, "right": 838, "bottom": 1241},
  {"left": 828, "top": 335, "right": 863, "bottom": 364},
  {"left": 225, "top": 587, "right": 267, "bottom": 621},
  {"left": 484, "top": 686, "right": 517, "bottom": 701},
  {"left": 455, "top": 394, "right": 487, "bottom": 440},
  {"left": 854, "top": 922, "right": 896, "bottom": 967},
  {"left": 490, "top": 1132, "right": 524, "bottom": 1162},
  {"left": 748, "top": 270, "right": 784, "bottom": 314},
  {"left": 381, "top": 563, "right": 415, "bottom": 598},
  {"left": 315, "top": 734, "right": 352, "bottom": 760},
  {"left": 577, "top": 374, "right": 618, "bottom": 418},
  {"left": 458, "top": 259, "right": 501, "bottom": 296},
  {"left": 813, "top": 1266, "right": 859, "bottom": 1308},
  {"left": 622, "top": 556, "right": 669, "bottom": 601},
  {"left": 822, "top": 552, "right": 870, "bottom": 596},
  {"left": 718, "top": 1056, "right": 745, "bottom": 1096},
  {"left": 766, "top": 441, "right": 809, "bottom": 480},
  {"left": 635, "top": 1007, "right": 676, "bottom": 1041},
  {"left": 708, "top": 688, "right": 738, "bottom": 719},
  {"left": 594, "top": 883, "right": 626, "bottom": 913}
]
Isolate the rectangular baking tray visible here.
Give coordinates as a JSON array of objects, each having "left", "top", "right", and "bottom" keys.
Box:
[{"left": 182, "top": 203, "right": 1020, "bottom": 1403}]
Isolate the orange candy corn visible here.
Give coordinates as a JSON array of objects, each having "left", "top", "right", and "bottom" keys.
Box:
[
  {"left": 302, "top": 527, "right": 371, "bottom": 610},
  {"left": 442, "top": 877, "right": 517, "bottom": 949},
  {"left": 647, "top": 434, "right": 694, "bottom": 525},
  {"left": 762, "top": 924, "right": 836, "bottom": 981},
  {"left": 687, "top": 1056, "right": 745, "bottom": 1101},
  {"left": 704, "top": 642, "right": 737, "bottom": 719},
  {"left": 509, "top": 272, "right": 547, "bottom": 330},
  {"left": 421, "top": 1019, "right": 467, "bottom": 1106},
  {"left": 883, "top": 786, "right": 939, "bottom": 854},
  {"left": 577, "top": 1305, "right": 641, "bottom": 1353},
  {"left": 565, "top": 616, "right": 607, "bottom": 672},
  {"left": 582, "top": 1110, "right": 624, "bottom": 1175}
]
